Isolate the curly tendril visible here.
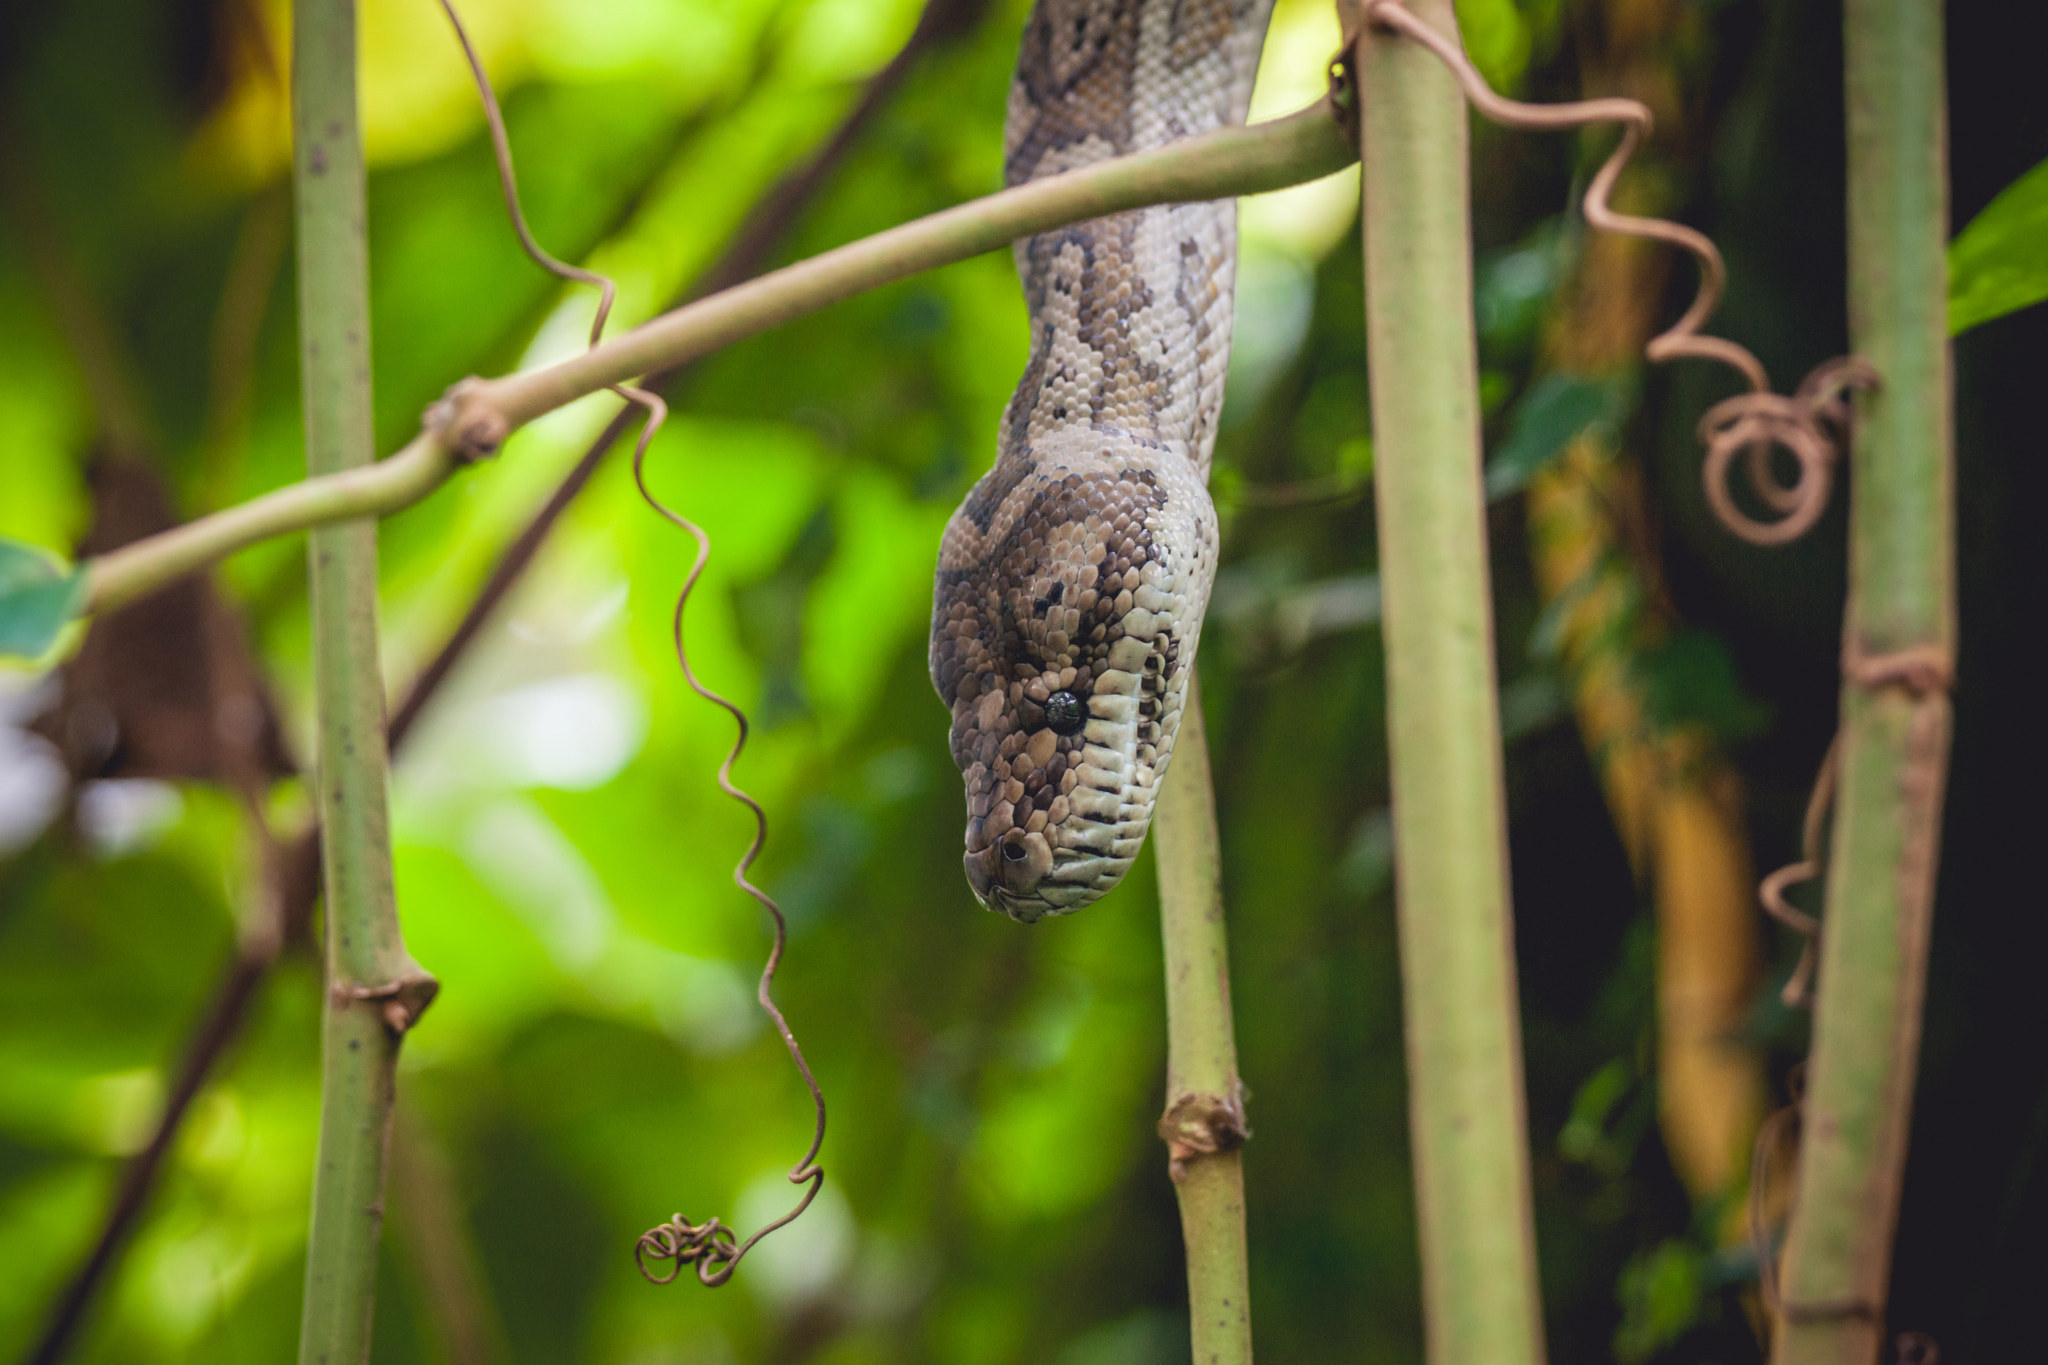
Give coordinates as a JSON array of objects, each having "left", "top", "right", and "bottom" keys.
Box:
[
  {"left": 626, "top": 399, "right": 829, "bottom": 1288},
  {"left": 1357, "top": 0, "right": 1875, "bottom": 545},
  {"left": 435, "top": 0, "right": 826, "bottom": 1289}
]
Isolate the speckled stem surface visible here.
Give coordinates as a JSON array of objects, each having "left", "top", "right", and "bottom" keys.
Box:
[
  {"left": 1154, "top": 678, "right": 1252, "bottom": 1362},
  {"left": 292, "top": 3, "right": 434, "bottom": 1361},
  {"left": 1772, "top": 1, "right": 1953, "bottom": 1359},
  {"left": 1358, "top": 2, "right": 1546, "bottom": 1360}
]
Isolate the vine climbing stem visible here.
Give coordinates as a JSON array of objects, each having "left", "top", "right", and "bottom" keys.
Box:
[
  {"left": 291, "top": 3, "right": 435, "bottom": 1363},
  {"left": 1770, "top": 0, "right": 1955, "bottom": 1359},
  {"left": 1354, "top": 2, "right": 1545, "bottom": 1361}
]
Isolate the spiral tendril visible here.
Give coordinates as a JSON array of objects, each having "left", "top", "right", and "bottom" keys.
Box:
[
  {"left": 435, "top": 0, "right": 826, "bottom": 1290},
  {"left": 1358, "top": 0, "right": 1875, "bottom": 545}
]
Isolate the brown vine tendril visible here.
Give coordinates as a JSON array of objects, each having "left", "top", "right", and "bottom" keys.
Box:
[
  {"left": 1349, "top": 4, "right": 1923, "bottom": 1324},
  {"left": 435, "top": 0, "right": 616, "bottom": 348},
  {"left": 1745, "top": 645, "right": 1953, "bottom": 1316},
  {"left": 1358, "top": 0, "right": 1875, "bottom": 545},
  {"left": 1356, "top": 8, "right": 1957, "bottom": 1340},
  {"left": 1758, "top": 736, "right": 1838, "bottom": 1011},
  {"left": 1697, "top": 357, "right": 1880, "bottom": 545},
  {"left": 434, "top": 0, "right": 826, "bottom": 1289},
  {"left": 1754, "top": 643, "right": 1953, "bottom": 1015},
  {"left": 629, "top": 418, "right": 828, "bottom": 1286}
]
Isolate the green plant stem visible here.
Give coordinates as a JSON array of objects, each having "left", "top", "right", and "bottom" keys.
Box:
[
  {"left": 476, "top": 103, "right": 1347, "bottom": 427},
  {"left": 1152, "top": 677, "right": 1251, "bottom": 1364},
  {"left": 87, "top": 438, "right": 451, "bottom": 614},
  {"left": 77, "top": 102, "right": 1353, "bottom": 619},
  {"left": 1771, "top": 1, "right": 1953, "bottom": 1360},
  {"left": 292, "top": 3, "right": 435, "bottom": 1363},
  {"left": 1356, "top": 5, "right": 1546, "bottom": 1362}
]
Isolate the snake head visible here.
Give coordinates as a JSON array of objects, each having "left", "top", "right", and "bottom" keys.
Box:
[{"left": 931, "top": 447, "right": 1213, "bottom": 921}]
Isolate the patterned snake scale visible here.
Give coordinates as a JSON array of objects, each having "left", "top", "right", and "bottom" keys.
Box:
[{"left": 930, "top": 0, "right": 1275, "bottom": 921}]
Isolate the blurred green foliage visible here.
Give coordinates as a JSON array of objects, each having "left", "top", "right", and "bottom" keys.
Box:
[{"left": 2, "top": 0, "right": 2044, "bottom": 1363}]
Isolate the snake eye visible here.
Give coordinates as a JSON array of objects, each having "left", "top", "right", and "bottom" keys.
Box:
[{"left": 1044, "top": 690, "right": 1087, "bottom": 736}]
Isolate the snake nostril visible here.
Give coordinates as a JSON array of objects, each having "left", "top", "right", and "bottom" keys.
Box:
[{"left": 1001, "top": 841, "right": 1028, "bottom": 863}]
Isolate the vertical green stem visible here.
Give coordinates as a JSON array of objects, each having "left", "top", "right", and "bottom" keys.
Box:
[
  {"left": 1356, "top": 5, "right": 1545, "bottom": 1362},
  {"left": 293, "top": 3, "right": 435, "bottom": 1363},
  {"left": 1153, "top": 677, "right": 1252, "bottom": 1364},
  {"left": 1771, "top": 2, "right": 1952, "bottom": 1361}
]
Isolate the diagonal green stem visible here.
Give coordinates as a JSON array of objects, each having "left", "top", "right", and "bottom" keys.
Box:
[
  {"left": 85, "top": 440, "right": 448, "bottom": 616},
  {"left": 292, "top": 3, "right": 436, "bottom": 1363},
  {"left": 1770, "top": 1, "right": 1954, "bottom": 1360},
  {"left": 1153, "top": 677, "right": 1252, "bottom": 1364},
  {"left": 77, "top": 102, "right": 1353, "bottom": 620},
  {"left": 1356, "top": 4, "right": 1546, "bottom": 1362},
  {"left": 470, "top": 103, "right": 1348, "bottom": 429}
]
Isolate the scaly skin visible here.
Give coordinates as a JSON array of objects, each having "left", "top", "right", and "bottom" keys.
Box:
[{"left": 930, "top": 0, "right": 1273, "bottom": 920}]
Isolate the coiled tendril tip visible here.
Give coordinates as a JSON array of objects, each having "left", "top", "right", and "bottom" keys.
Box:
[
  {"left": 435, "top": 0, "right": 826, "bottom": 1293},
  {"left": 1359, "top": 0, "right": 1875, "bottom": 547}
]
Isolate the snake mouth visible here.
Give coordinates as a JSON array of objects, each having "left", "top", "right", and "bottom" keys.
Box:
[
  {"left": 965, "top": 828, "right": 1139, "bottom": 922},
  {"left": 964, "top": 831, "right": 1059, "bottom": 922},
  {"left": 986, "top": 888, "right": 1052, "bottom": 924}
]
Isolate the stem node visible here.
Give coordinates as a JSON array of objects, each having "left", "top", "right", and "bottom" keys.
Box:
[
  {"left": 423, "top": 377, "right": 508, "bottom": 462},
  {"left": 333, "top": 970, "right": 442, "bottom": 1035},
  {"left": 1158, "top": 1085, "right": 1251, "bottom": 1181}
]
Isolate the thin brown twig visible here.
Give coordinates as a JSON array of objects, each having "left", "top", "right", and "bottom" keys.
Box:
[
  {"left": 434, "top": 0, "right": 828, "bottom": 1288},
  {"left": 22, "top": 970, "right": 270, "bottom": 1365},
  {"left": 690, "top": 0, "right": 989, "bottom": 301},
  {"left": 23, "top": 961, "right": 268, "bottom": 1365},
  {"left": 0, "top": 128, "right": 154, "bottom": 457},
  {"left": 384, "top": 406, "right": 629, "bottom": 748},
  {"left": 1233, "top": 471, "right": 1372, "bottom": 508},
  {"left": 20, "top": 786, "right": 308, "bottom": 1365},
  {"left": 388, "top": 1103, "right": 510, "bottom": 1365},
  {"left": 1360, "top": 0, "right": 1874, "bottom": 545},
  {"left": 201, "top": 184, "right": 293, "bottom": 511}
]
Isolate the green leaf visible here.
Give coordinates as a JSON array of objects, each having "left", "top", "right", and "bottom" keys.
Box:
[
  {"left": 1950, "top": 156, "right": 2048, "bottom": 335},
  {"left": 1557, "top": 1056, "right": 1633, "bottom": 1170},
  {"left": 1635, "top": 627, "right": 1771, "bottom": 742},
  {"left": 0, "top": 536, "right": 87, "bottom": 661},
  {"left": 1613, "top": 1239, "right": 1709, "bottom": 1363},
  {"left": 1485, "top": 373, "right": 1631, "bottom": 501}
]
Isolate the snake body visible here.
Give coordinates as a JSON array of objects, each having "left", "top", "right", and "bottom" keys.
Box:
[{"left": 929, "top": 0, "right": 1273, "bottom": 921}]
